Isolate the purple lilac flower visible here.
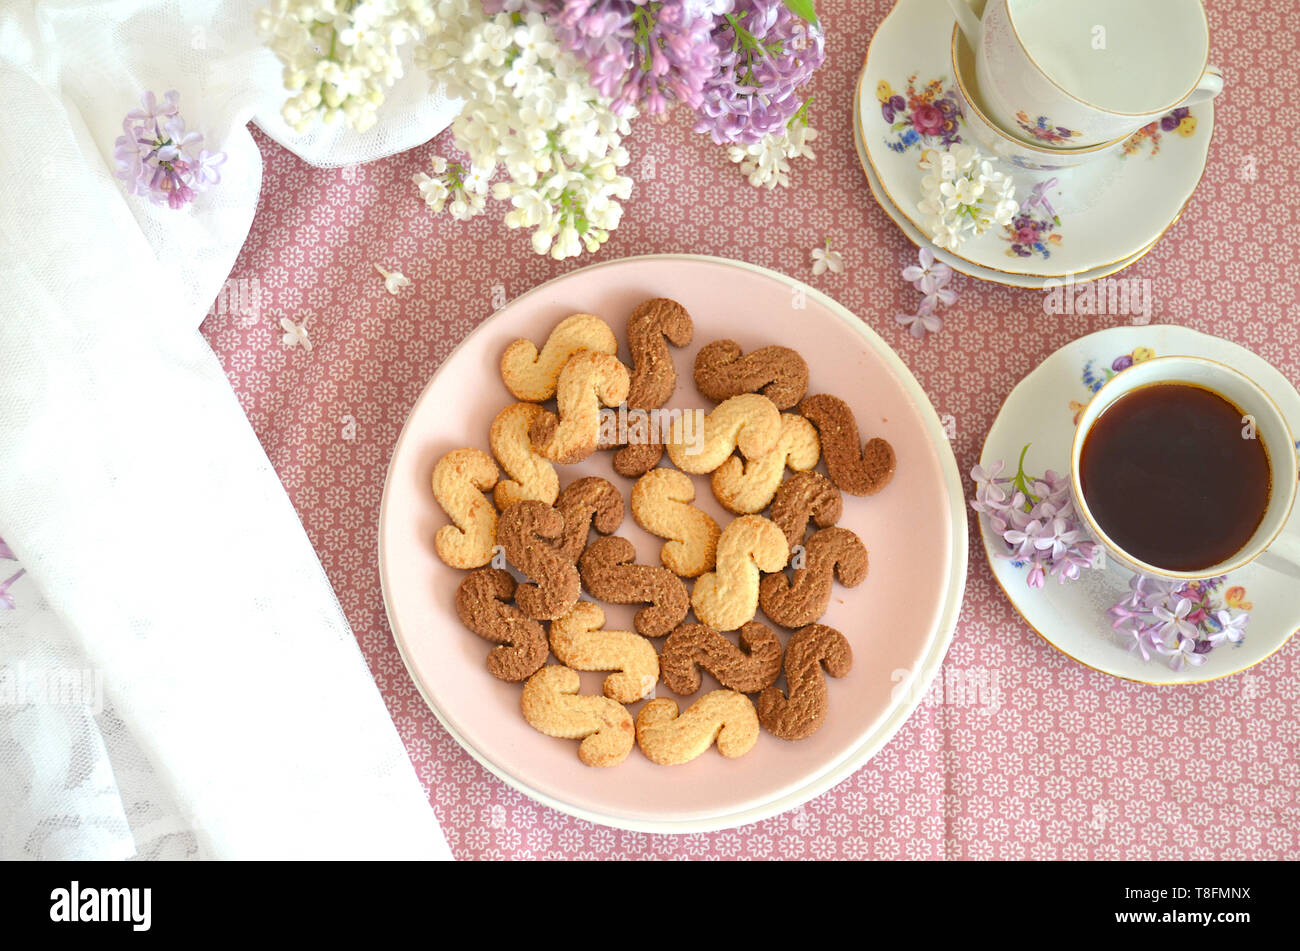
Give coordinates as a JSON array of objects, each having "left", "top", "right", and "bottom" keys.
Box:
[
  {"left": 902, "top": 246, "right": 955, "bottom": 300},
  {"left": 490, "top": 1, "right": 721, "bottom": 116},
  {"left": 894, "top": 299, "right": 943, "bottom": 339},
  {"left": 1157, "top": 631, "right": 1207, "bottom": 671},
  {"left": 969, "top": 446, "right": 1101, "bottom": 590},
  {"left": 1106, "top": 573, "right": 1249, "bottom": 671},
  {"left": 0, "top": 569, "right": 24, "bottom": 610},
  {"left": 113, "top": 90, "right": 226, "bottom": 209},
  {"left": 0, "top": 536, "right": 14, "bottom": 561},
  {"left": 692, "top": 0, "right": 825, "bottom": 145}
]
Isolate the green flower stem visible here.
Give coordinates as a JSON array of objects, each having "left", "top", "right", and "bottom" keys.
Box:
[{"left": 1011, "top": 443, "right": 1041, "bottom": 508}]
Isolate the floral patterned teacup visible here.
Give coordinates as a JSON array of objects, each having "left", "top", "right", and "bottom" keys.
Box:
[
  {"left": 950, "top": 20, "right": 1126, "bottom": 170},
  {"left": 1070, "top": 356, "right": 1300, "bottom": 583},
  {"left": 951, "top": 0, "right": 1224, "bottom": 149}
]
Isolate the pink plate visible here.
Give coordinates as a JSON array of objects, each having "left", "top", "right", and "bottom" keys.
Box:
[{"left": 379, "top": 254, "right": 966, "bottom": 831}]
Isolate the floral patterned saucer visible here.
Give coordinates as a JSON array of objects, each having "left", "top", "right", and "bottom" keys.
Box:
[
  {"left": 856, "top": 0, "right": 1214, "bottom": 280},
  {"left": 851, "top": 81, "right": 1157, "bottom": 290},
  {"left": 979, "top": 325, "right": 1300, "bottom": 684}
]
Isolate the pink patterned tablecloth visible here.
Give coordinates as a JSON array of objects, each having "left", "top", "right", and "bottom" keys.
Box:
[{"left": 201, "top": 0, "right": 1300, "bottom": 859}]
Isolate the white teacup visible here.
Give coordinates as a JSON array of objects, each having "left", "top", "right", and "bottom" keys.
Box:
[
  {"left": 951, "top": 0, "right": 1224, "bottom": 149},
  {"left": 951, "top": 14, "right": 1126, "bottom": 171},
  {"left": 1070, "top": 356, "right": 1300, "bottom": 582}
]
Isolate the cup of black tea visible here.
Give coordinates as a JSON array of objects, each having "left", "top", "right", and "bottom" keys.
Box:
[{"left": 1070, "top": 355, "right": 1300, "bottom": 580}]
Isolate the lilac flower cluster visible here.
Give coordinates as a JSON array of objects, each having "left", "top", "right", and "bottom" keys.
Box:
[
  {"left": 970, "top": 447, "right": 1101, "bottom": 589},
  {"left": 694, "top": 0, "right": 825, "bottom": 145},
  {"left": 487, "top": 0, "right": 721, "bottom": 116},
  {"left": 1108, "top": 575, "right": 1249, "bottom": 672},
  {"left": 485, "top": 0, "right": 822, "bottom": 137},
  {"left": 113, "top": 91, "right": 225, "bottom": 210}
]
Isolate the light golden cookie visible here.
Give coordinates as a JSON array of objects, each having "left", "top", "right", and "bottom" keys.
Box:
[
  {"left": 630, "top": 468, "right": 721, "bottom": 578},
  {"left": 690, "top": 515, "right": 789, "bottom": 631},
  {"left": 635, "top": 690, "right": 760, "bottom": 765},
  {"left": 529, "top": 351, "right": 631, "bottom": 464},
  {"left": 521, "top": 666, "right": 635, "bottom": 768},
  {"left": 710, "top": 413, "right": 820, "bottom": 514},
  {"left": 500, "top": 313, "right": 618, "bottom": 402},
  {"left": 549, "top": 601, "right": 659, "bottom": 704},
  {"left": 666, "top": 393, "right": 782, "bottom": 474},
  {"left": 432, "top": 448, "right": 499, "bottom": 569},
  {"left": 490, "top": 403, "right": 560, "bottom": 510}
]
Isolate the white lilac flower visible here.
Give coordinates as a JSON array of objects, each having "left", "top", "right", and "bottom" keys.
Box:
[
  {"left": 414, "top": 11, "right": 633, "bottom": 259},
  {"left": 413, "top": 155, "right": 489, "bottom": 220},
  {"left": 811, "top": 240, "right": 844, "bottom": 275},
  {"left": 917, "top": 145, "right": 1018, "bottom": 252},
  {"left": 727, "top": 122, "right": 818, "bottom": 189},
  {"left": 279, "top": 315, "right": 312, "bottom": 352},
  {"left": 374, "top": 264, "right": 410, "bottom": 294},
  {"left": 257, "top": 0, "right": 422, "bottom": 133},
  {"left": 1207, "top": 609, "right": 1248, "bottom": 647}
]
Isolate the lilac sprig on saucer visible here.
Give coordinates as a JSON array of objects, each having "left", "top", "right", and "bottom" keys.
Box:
[
  {"left": 1108, "top": 575, "right": 1249, "bottom": 672},
  {"left": 971, "top": 444, "right": 1100, "bottom": 588}
]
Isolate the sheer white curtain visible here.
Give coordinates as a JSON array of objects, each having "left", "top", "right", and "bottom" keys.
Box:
[{"left": 0, "top": 0, "right": 457, "bottom": 859}]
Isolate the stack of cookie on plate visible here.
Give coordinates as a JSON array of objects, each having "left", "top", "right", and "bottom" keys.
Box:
[{"left": 430, "top": 299, "right": 895, "bottom": 767}]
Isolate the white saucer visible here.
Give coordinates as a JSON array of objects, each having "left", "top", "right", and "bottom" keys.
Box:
[
  {"left": 856, "top": 0, "right": 1213, "bottom": 280},
  {"left": 979, "top": 325, "right": 1300, "bottom": 684},
  {"left": 851, "top": 81, "right": 1157, "bottom": 290}
]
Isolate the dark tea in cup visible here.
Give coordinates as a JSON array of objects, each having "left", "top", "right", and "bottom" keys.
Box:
[{"left": 1078, "top": 382, "right": 1271, "bottom": 572}]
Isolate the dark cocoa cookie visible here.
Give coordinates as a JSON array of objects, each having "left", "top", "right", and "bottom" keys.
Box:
[
  {"left": 626, "top": 297, "right": 694, "bottom": 410},
  {"left": 578, "top": 536, "right": 689, "bottom": 638},
  {"left": 612, "top": 441, "right": 665, "bottom": 478},
  {"left": 693, "top": 340, "right": 809, "bottom": 410},
  {"left": 758, "top": 526, "right": 868, "bottom": 628},
  {"left": 798, "top": 393, "right": 897, "bottom": 496},
  {"left": 769, "top": 471, "right": 843, "bottom": 551},
  {"left": 454, "top": 568, "right": 549, "bottom": 682},
  {"left": 659, "top": 621, "right": 783, "bottom": 696},
  {"left": 601, "top": 298, "right": 693, "bottom": 476},
  {"left": 496, "top": 500, "right": 581, "bottom": 620},
  {"left": 553, "top": 477, "right": 624, "bottom": 563},
  {"left": 756, "top": 624, "right": 853, "bottom": 740}
]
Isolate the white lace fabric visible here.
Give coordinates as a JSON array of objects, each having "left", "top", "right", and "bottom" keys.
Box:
[{"left": 0, "top": 0, "right": 458, "bottom": 859}]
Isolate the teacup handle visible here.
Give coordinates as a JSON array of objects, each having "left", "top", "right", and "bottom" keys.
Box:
[
  {"left": 1183, "top": 65, "right": 1225, "bottom": 106},
  {"left": 946, "top": 0, "right": 983, "bottom": 45},
  {"left": 1256, "top": 529, "right": 1300, "bottom": 580}
]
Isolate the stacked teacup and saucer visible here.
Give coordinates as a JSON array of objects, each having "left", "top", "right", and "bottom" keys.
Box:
[{"left": 854, "top": 0, "right": 1223, "bottom": 288}]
